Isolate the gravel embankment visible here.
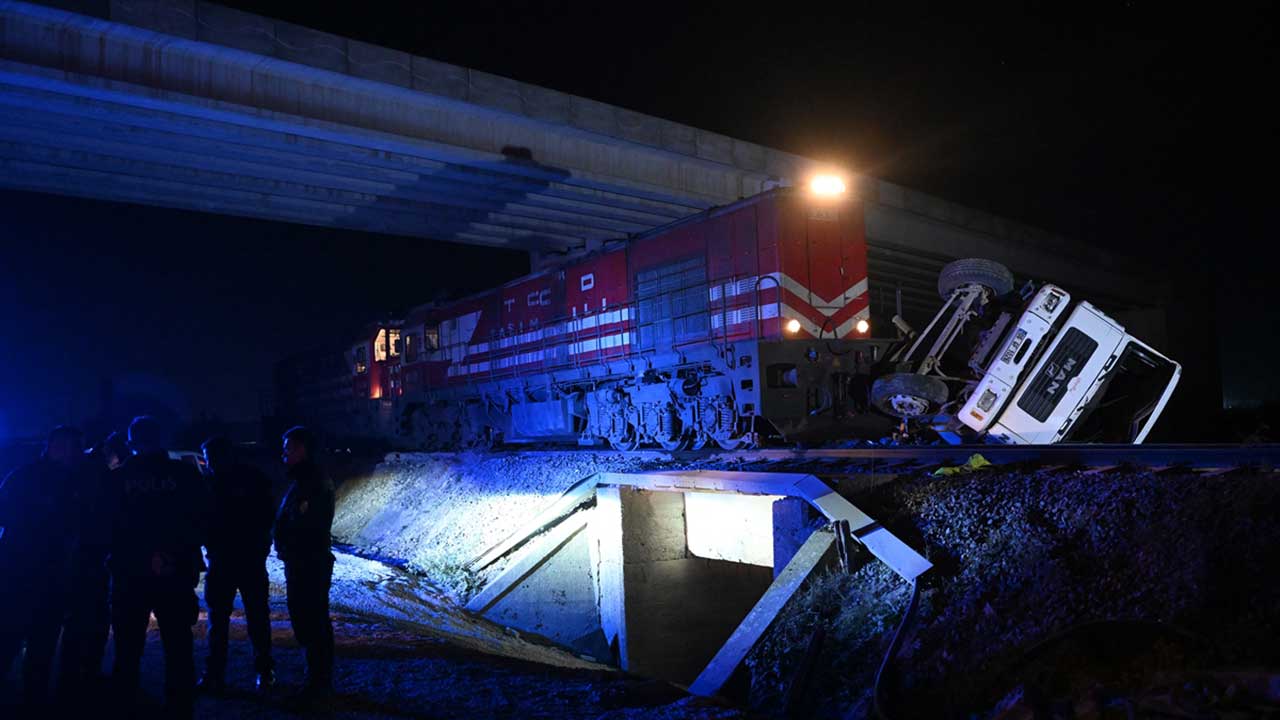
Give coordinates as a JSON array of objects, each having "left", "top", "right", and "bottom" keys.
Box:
[
  {"left": 332, "top": 451, "right": 676, "bottom": 599},
  {"left": 328, "top": 451, "right": 1280, "bottom": 718},
  {"left": 748, "top": 468, "right": 1280, "bottom": 718}
]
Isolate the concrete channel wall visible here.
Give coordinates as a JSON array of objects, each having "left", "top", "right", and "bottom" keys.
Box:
[
  {"left": 331, "top": 451, "right": 663, "bottom": 593},
  {"left": 332, "top": 452, "right": 800, "bottom": 672},
  {"left": 332, "top": 452, "right": 921, "bottom": 690}
]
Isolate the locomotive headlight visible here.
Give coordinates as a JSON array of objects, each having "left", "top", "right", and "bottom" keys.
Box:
[
  {"left": 785, "top": 318, "right": 802, "bottom": 334},
  {"left": 809, "top": 174, "right": 847, "bottom": 196},
  {"left": 855, "top": 318, "right": 870, "bottom": 334}
]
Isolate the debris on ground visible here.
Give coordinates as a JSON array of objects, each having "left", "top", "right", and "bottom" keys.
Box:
[{"left": 931, "top": 452, "right": 993, "bottom": 476}]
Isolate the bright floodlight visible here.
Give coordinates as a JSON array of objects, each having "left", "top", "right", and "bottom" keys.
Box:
[
  {"left": 855, "top": 318, "right": 870, "bottom": 334},
  {"left": 809, "top": 175, "right": 847, "bottom": 196},
  {"left": 785, "top": 318, "right": 802, "bottom": 334}
]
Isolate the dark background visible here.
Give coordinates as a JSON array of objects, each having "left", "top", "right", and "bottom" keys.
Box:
[{"left": 2, "top": 1, "right": 1276, "bottom": 441}]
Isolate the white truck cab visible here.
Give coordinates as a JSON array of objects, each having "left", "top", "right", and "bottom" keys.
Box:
[
  {"left": 959, "top": 284, "right": 1072, "bottom": 433},
  {"left": 984, "top": 301, "right": 1181, "bottom": 444},
  {"left": 872, "top": 258, "right": 1181, "bottom": 445}
]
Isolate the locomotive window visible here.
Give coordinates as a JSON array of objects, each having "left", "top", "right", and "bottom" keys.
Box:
[
  {"left": 636, "top": 256, "right": 709, "bottom": 350},
  {"left": 354, "top": 346, "right": 368, "bottom": 375},
  {"left": 374, "top": 329, "right": 389, "bottom": 362},
  {"left": 424, "top": 326, "right": 440, "bottom": 350},
  {"left": 389, "top": 329, "right": 402, "bottom": 357},
  {"left": 404, "top": 333, "right": 416, "bottom": 361}
]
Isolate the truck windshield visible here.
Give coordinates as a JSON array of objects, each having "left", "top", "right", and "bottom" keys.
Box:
[{"left": 1063, "top": 340, "right": 1179, "bottom": 443}]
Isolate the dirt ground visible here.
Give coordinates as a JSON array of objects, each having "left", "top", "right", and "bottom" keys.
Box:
[
  {"left": 7, "top": 451, "right": 1278, "bottom": 719},
  {"left": 1, "top": 551, "right": 745, "bottom": 719}
]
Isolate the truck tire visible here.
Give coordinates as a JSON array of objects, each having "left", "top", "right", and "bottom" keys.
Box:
[
  {"left": 938, "top": 258, "right": 1015, "bottom": 300},
  {"left": 871, "top": 373, "right": 950, "bottom": 418}
]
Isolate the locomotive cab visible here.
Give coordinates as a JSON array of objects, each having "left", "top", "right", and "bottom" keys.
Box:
[
  {"left": 618, "top": 181, "right": 896, "bottom": 447},
  {"left": 350, "top": 325, "right": 400, "bottom": 400},
  {"left": 346, "top": 322, "right": 402, "bottom": 437}
]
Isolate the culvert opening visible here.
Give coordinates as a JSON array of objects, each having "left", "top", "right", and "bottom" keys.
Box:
[
  {"left": 605, "top": 487, "right": 783, "bottom": 685},
  {"left": 466, "top": 470, "right": 931, "bottom": 696}
]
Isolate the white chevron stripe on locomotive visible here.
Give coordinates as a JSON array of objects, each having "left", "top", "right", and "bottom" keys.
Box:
[
  {"left": 789, "top": 304, "right": 871, "bottom": 338},
  {"left": 711, "top": 303, "right": 870, "bottom": 337},
  {"left": 709, "top": 273, "right": 868, "bottom": 316}
]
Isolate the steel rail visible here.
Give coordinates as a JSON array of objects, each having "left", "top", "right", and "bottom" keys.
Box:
[{"left": 682, "top": 444, "right": 1280, "bottom": 471}]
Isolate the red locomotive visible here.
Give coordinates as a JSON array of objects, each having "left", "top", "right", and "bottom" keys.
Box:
[{"left": 277, "top": 183, "right": 897, "bottom": 450}]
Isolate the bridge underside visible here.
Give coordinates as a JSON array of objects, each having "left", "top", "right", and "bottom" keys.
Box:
[
  {"left": 0, "top": 60, "right": 710, "bottom": 256},
  {"left": 0, "top": 0, "right": 1166, "bottom": 322}
]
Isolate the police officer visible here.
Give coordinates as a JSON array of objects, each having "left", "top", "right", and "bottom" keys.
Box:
[
  {"left": 275, "top": 426, "right": 336, "bottom": 703},
  {"left": 109, "top": 416, "right": 208, "bottom": 717},
  {"left": 0, "top": 426, "right": 82, "bottom": 710},
  {"left": 58, "top": 431, "right": 128, "bottom": 701},
  {"left": 198, "top": 435, "right": 276, "bottom": 693}
]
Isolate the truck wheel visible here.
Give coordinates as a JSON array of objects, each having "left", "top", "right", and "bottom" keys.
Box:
[
  {"left": 871, "top": 373, "right": 950, "bottom": 418},
  {"left": 937, "top": 258, "right": 1015, "bottom": 300}
]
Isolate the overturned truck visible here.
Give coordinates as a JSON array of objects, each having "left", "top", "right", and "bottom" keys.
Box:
[
  {"left": 874, "top": 258, "right": 1180, "bottom": 444},
  {"left": 276, "top": 185, "right": 1180, "bottom": 449}
]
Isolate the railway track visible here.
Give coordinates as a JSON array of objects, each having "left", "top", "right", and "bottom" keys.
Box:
[
  {"left": 654, "top": 443, "right": 1280, "bottom": 473},
  {"left": 385, "top": 443, "right": 1280, "bottom": 473}
]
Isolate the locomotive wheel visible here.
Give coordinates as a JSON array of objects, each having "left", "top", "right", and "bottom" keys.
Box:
[
  {"left": 656, "top": 433, "right": 687, "bottom": 452},
  {"left": 462, "top": 428, "right": 493, "bottom": 451},
  {"left": 434, "top": 421, "right": 460, "bottom": 451},
  {"left": 711, "top": 420, "right": 754, "bottom": 451},
  {"left": 608, "top": 427, "right": 640, "bottom": 451},
  {"left": 689, "top": 433, "right": 710, "bottom": 451},
  {"left": 407, "top": 409, "right": 431, "bottom": 450},
  {"left": 871, "top": 373, "right": 950, "bottom": 419},
  {"left": 654, "top": 414, "right": 687, "bottom": 451},
  {"left": 714, "top": 434, "right": 748, "bottom": 450}
]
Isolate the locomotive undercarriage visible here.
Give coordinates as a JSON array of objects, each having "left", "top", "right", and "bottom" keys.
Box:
[
  {"left": 396, "top": 338, "right": 894, "bottom": 451},
  {"left": 580, "top": 372, "right": 745, "bottom": 451}
]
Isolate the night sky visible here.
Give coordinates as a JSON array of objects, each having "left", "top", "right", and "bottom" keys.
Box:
[{"left": 2, "top": 1, "right": 1276, "bottom": 437}]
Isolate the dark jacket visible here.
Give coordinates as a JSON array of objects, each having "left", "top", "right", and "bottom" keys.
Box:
[
  {"left": 73, "top": 451, "right": 120, "bottom": 568},
  {"left": 274, "top": 459, "right": 334, "bottom": 564},
  {"left": 207, "top": 461, "right": 275, "bottom": 561},
  {"left": 0, "top": 458, "right": 78, "bottom": 577},
  {"left": 110, "top": 452, "right": 209, "bottom": 580}
]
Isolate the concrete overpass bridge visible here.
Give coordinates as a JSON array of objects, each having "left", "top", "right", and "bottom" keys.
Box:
[{"left": 0, "top": 0, "right": 1164, "bottom": 325}]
